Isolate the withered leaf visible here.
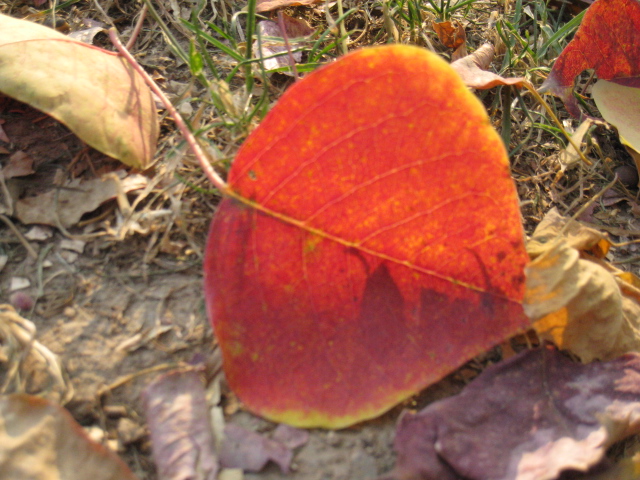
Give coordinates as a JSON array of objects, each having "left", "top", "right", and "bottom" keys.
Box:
[
  {"left": 142, "top": 370, "right": 218, "bottom": 480},
  {"left": 219, "top": 424, "right": 301, "bottom": 473},
  {"left": 451, "top": 44, "right": 525, "bottom": 90},
  {"left": 386, "top": 347, "right": 640, "bottom": 480},
  {"left": 524, "top": 208, "right": 640, "bottom": 362},
  {"left": 0, "top": 394, "right": 139, "bottom": 480}
]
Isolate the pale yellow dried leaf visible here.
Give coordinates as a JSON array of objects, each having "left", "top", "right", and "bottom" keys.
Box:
[
  {"left": 526, "top": 207, "right": 610, "bottom": 259},
  {"left": 592, "top": 80, "right": 640, "bottom": 154},
  {"left": 524, "top": 210, "right": 640, "bottom": 362},
  {"left": 0, "top": 394, "right": 139, "bottom": 480},
  {"left": 558, "top": 119, "right": 593, "bottom": 171},
  {"left": 14, "top": 172, "right": 147, "bottom": 228},
  {"left": 0, "top": 14, "right": 158, "bottom": 168}
]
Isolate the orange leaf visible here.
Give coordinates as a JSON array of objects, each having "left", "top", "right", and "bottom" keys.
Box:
[
  {"left": 204, "top": 45, "right": 529, "bottom": 428},
  {"left": 540, "top": 0, "right": 640, "bottom": 116},
  {"left": 433, "top": 21, "right": 466, "bottom": 50}
]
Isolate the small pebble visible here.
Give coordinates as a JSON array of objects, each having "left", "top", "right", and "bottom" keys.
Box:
[
  {"left": 9, "top": 277, "right": 30, "bottom": 291},
  {"left": 10, "top": 291, "right": 34, "bottom": 311},
  {"left": 615, "top": 165, "right": 639, "bottom": 187}
]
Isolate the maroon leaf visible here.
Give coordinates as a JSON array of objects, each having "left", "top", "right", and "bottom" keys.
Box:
[
  {"left": 142, "top": 370, "right": 218, "bottom": 480},
  {"left": 385, "top": 347, "right": 640, "bottom": 480},
  {"left": 219, "top": 424, "right": 301, "bottom": 473}
]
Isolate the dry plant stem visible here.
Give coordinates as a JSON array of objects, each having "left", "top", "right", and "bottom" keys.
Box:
[
  {"left": 383, "top": 1, "right": 399, "bottom": 43},
  {"left": 97, "top": 363, "right": 186, "bottom": 396},
  {"left": 524, "top": 82, "right": 592, "bottom": 167},
  {"left": 277, "top": 10, "right": 300, "bottom": 81},
  {"left": 93, "top": 0, "right": 116, "bottom": 28},
  {"left": 336, "top": 0, "right": 349, "bottom": 54},
  {"left": 126, "top": 3, "right": 148, "bottom": 51},
  {"left": 559, "top": 176, "right": 618, "bottom": 237},
  {"left": 0, "top": 214, "right": 38, "bottom": 260},
  {"left": 108, "top": 29, "right": 228, "bottom": 194}
]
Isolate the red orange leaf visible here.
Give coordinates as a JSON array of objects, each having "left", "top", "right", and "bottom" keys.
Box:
[
  {"left": 540, "top": 0, "right": 640, "bottom": 116},
  {"left": 204, "top": 45, "right": 529, "bottom": 428}
]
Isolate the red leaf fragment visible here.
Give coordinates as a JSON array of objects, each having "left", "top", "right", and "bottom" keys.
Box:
[
  {"left": 386, "top": 347, "right": 640, "bottom": 480},
  {"left": 204, "top": 45, "right": 529, "bottom": 428},
  {"left": 540, "top": 0, "right": 640, "bottom": 116},
  {"left": 142, "top": 370, "right": 219, "bottom": 480},
  {"left": 451, "top": 44, "right": 526, "bottom": 90}
]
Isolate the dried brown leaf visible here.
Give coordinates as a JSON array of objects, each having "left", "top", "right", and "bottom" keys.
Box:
[
  {"left": 0, "top": 394, "right": 139, "bottom": 480},
  {"left": 14, "top": 171, "right": 147, "bottom": 228},
  {"left": 432, "top": 21, "right": 466, "bottom": 53},
  {"left": 0, "top": 14, "right": 158, "bottom": 168},
  {"left": 524, "top": 209, "right": 640, "bottom": 362},
  {"left": 451, "top": 43, "right": 525, "bottom": 89},
  {"left": 142, "top": 370, "right": 218, "bottom": 480}
]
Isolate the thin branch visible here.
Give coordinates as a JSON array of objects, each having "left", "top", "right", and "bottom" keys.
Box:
[
  {"left": 108, "top": 28, "right": 229, "bottom": 194},
  {"left": 524, "top": 82, "right": 592, "bottom": 167}
]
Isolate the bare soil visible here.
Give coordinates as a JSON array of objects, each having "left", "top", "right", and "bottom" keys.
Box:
[{"left": 3, "top": 1, "right": 640, "bottom": 479}]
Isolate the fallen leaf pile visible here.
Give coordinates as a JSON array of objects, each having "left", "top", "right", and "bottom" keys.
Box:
[{"left": 3, "top": 3, "right": 640, "bottom": 480}]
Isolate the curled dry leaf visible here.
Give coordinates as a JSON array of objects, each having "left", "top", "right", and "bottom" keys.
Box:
[
  {"left": 539, "top": 0, "right": 640, "bottom": 117},
  {"left": 386, "top": 346, "right": 640, "bottom": 480},
  {"left": 256, "top": 0, "right": 323, "bottom": 12},
  {"left": 524, "top": 208, "right": 640, "bottom": 362},
  {"left": 0, "top": 14, "right": 158, "bottom": 168},
  {"left": 451, "top": 44, "right": 525, "bottom": 90},
  {"left": 143, "top": 369, "right": 218, "bottom": 480},
  {"left": 0, "top": 394, "right": 139, "bottom": 480},
  {"left": 557, "top": 119, "right": 593, "bottom": 171},
  {"left": 204, "top": 45, "right": 529, "bottom": 428},
  {"left": 2, "top": 151, "right": 35, "bottom": 179}
]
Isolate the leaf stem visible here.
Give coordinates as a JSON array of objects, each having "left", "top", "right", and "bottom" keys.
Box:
[
  {"left": 108, "top": 28, "right": 229, "bottom": 194},
  {"left": 336, "top": 0, "right": 349, "bottom": 54},
  {"left": 524, "top": 82, "right": 592, "bottom": 166}
]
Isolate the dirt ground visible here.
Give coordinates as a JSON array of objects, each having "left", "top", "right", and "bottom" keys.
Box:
[{"left": 3, "top": 1, "right": 640, "bottom": 479}]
